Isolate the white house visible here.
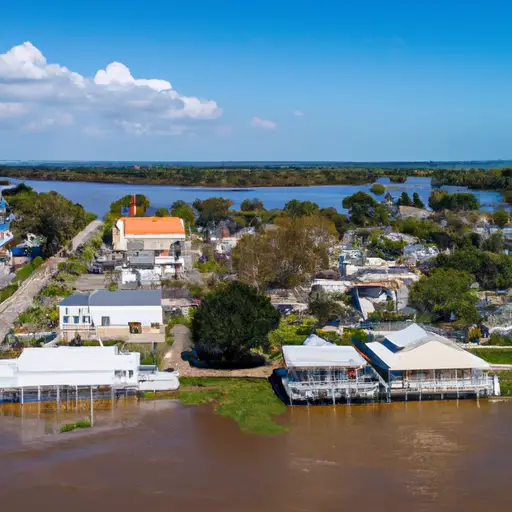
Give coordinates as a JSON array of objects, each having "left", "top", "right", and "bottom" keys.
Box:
[
  {"left": 59, "top": 289, "right": 164, "bottom": 342},
  {"left": 113, "top": 216, "right": 186, "bottom": 251},
  {"left": 0, "top": 346, "right": 180, "bottom": 400}
]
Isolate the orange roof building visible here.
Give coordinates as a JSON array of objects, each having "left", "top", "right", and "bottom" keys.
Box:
[{"left": 113, "top": 216, "right": 186, "bottom": 251}]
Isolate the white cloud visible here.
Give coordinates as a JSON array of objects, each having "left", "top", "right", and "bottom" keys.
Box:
[
  {"left": 292, "top": 110, "right": 304, "bottom": 117},
  {"left": 0, "top": 41, "right": 222, "bottom": 136},
  {"left": 23, "top": 113, "right": 73, "bottom": 132},
  {"left": 251, "top": 116, "right": 277, "bottom": 130},
  {"left": 0, "top": 102, "right": 26, "bottom": 117}
]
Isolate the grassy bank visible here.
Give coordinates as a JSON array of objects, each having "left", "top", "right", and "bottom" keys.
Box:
[
  {"left": 468, "top": 349, "right": 512, "bottom": 365},
  {"left": 163, "top": 377, "right": 287, "bottom": 435},
  {"left": 60, "top": 419, "right": 91, "bottom": 433},
  {"left": 498, "top": 371, "right": 512, "bottom": 396}
]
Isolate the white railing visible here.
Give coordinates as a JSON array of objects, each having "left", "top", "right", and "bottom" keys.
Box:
[
  {"left": 288, "top": 379, "right": 379, "bottom": 391},
  {"left": 61, "top": 323, "right": 94, "bottom": 330},
  {"left": 390, "top": 377, "right": 493, "bottom": 392}
]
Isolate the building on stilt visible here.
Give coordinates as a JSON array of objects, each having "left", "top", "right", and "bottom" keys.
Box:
[
  {"left": 280, "top": 344, "right": 381, "bottom": 403},
  {"left": 0, "top": 346, "right": 179, "bottom": 404},
  {"left": 353, "top": 323, "right": 500, "bottom": 399}
]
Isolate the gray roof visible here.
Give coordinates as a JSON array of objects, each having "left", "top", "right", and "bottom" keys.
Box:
[
  {"left": 60, "top": 290, "right": 161, "bottom": 307},
  {"left": 60, "top": 294, "right": 90, "bottom": 306},
  {"left": 89, "top": 289, "right": 161, "bottom": 306}
]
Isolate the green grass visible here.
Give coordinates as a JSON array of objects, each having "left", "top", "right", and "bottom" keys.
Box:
[
  {"left": 498, "top": 371, "right": 512, "bottom": 396},
  {"left": 468, "top": 349, "right": 512, "bottom": 365},
  {"left": 59, "top": 419, "right": 91, "bottom": 433},
  {"left": 177, "top": 377, "right": 287, "bottom": 435}
]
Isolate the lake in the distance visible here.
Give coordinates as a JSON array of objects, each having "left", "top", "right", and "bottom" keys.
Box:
[
  {"left": 1, "top": 398, "right": 512, "bottom": 512},
  {"left": 0, "top": 176, "right": 504, "bottom": 216}
]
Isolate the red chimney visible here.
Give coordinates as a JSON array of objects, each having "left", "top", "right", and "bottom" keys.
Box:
[{"left": 129, "top": 194, "right": 137, "bottom": 216}]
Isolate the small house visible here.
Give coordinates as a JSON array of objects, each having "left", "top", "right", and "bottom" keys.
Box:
[{"left": 59, "top": 289, "right": 164, "bottom": 343}]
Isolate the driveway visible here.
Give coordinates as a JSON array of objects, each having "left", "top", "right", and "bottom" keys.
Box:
[{"left": 0, "top": 220, "right": 102, "bottom": 342}]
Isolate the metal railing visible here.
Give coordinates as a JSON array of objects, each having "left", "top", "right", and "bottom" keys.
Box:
[{"left": 390, "top": 377, "right": 493, "bottom": 392}]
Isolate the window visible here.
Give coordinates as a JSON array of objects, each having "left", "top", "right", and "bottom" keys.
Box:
[
  {"left": 82, "top": 316, "right": 90, "bottom": 324},
  {"left": 63, "top": 316, "right": 70, "bottom": 324},
  {"left": 73, "top": 316, "right": 79, "bottom": 324},
  {"left": 114, "top": 370, "right": 123, "bottom": 378},
  {"left": 101, "top": 316, "right": 110, "bottom": 326},
  {"left": 128, "top": 370, "right": 134, "bottom": 378}
]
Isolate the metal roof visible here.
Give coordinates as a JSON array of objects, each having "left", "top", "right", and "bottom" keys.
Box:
[
  {"left": 59, "top": 293, "right": 90, "bottom": 306},
  {"left": 365, "top": 339, "right": 490, "bottom": 371},
  {"left": 384, "top": 323, "right": 428, "bottom": 349},
  {"left": 303, "top": 334, "right": 334, "bottom": 346},
  {"left": 282, "top": 345, "right": 366, "bottom": 368},
  {"left": 60, "top": 290, "right": 162, "bottom": 307},
  {"left": 89, "top": 289, "right": 161, "bottom": 306}
]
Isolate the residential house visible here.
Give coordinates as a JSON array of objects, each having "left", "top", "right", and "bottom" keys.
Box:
[
  {"left": 59, "top": 289, "right": 164, "bottom": 343},
  {"left": 113, "top": 217, "right": 186, "bottom": 277}
]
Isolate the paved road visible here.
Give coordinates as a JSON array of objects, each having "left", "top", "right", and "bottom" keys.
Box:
[{"left": 0, "top": 220, "right": 102, "bottom": 342}]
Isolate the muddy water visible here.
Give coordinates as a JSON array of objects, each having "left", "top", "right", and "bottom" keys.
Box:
[{"left": 1, "top": 399, "right": 512, "bottom": 512}]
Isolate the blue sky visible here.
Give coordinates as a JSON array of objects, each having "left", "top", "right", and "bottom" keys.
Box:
[{"left": 1, "top": 0, "right": 512, "bottom": 161}]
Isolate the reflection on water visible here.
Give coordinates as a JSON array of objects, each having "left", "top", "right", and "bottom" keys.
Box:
[{"left": 1, "top": 399, "right": 512, "bottom": 511}]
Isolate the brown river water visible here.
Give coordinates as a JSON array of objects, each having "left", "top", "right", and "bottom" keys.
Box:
[{"left": 1, "top": 398, "right": 511, "bottom": 512}]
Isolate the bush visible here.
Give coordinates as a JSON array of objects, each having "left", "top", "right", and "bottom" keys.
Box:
[
  {"left": 60, "top": 419, "right": 91, "bottom": 433},
  {"left": 370, "top": 183, "right": 386, "bottom": 195},
  {"left": 14, "top": 263, "right": 36, "bottom": 282},
  {"left": 0, "top": 284, "right": 18, "bottom": 303}
]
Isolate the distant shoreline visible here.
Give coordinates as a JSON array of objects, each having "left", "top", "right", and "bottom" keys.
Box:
[{"left": 0, "top": 165, "right": 511, "bottom": 192}]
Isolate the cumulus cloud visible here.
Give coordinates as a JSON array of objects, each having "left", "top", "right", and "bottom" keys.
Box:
[
  {"left": 292, "top": 110, "right": 304, "bottom": 117},
  {"left": 251, "top": 116, "right": 277, "bottom": 130},
  {"left": 0, "top": 42, "right": 222, "bottom": 136}
]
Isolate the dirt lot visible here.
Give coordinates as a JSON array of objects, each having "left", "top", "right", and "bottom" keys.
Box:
[{"left": 74, "top": 273, "right": 106, "bottom": 292}]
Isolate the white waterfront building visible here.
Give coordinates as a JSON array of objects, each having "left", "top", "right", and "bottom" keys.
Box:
[
  {"left": 0, "top": 346, "right": 179, "bottom": 403},
  {"left": 354, "top": 323, "right": 500, "bottom": 398},
  {"left": 281, "top": 344, "right": 381, "bottom": 403}
]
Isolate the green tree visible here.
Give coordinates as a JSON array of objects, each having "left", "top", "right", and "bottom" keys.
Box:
[
  {"left": 171, "top": 200, "right": 195, "bottom": 231},
  {"left": 483, "top": 233, "right": 504, "bottom": 254},
  {"left": 429, "top": 191, "right": 480, "bottom": 211},
  {"left": 309, "top": 293, "right": 344, "bottom": 325},
  {"left": 342, "top": 192, "right": 384, "bottom": 227},
  {"left": 412, "top": 192, "right": 425, "bottom": 209},
  {"left": 11, "top": 191, "right": 92, "bottom": 256},
  {"left": 493, "top": 209, "right": 509, "bottom": 228},
  {"left": 155, "top": 207, "right": 169, "bottom": 217},
  {"left": 193, "top": 197, "right": 234, "bottom": 227},
  {"left": 191, "top": 281, "right": 280, "bottom": 362},
  {"left": 409, "top": 268, "right": 479, "bottom": 324},
  {"left": 397, "top": 192, "right": 412, "bottom": 207},
  {"left": 436, "top": 247, "right": 512, "bottom": 289},
  {"left": 240, "top": 198, "right": 265, "bottom": 211},
  {"left": 233, "top": 215, "right": 336, "bottom": 288},
  {"left": 284, "top": 200, "right": 320, "bottom": 218}
]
